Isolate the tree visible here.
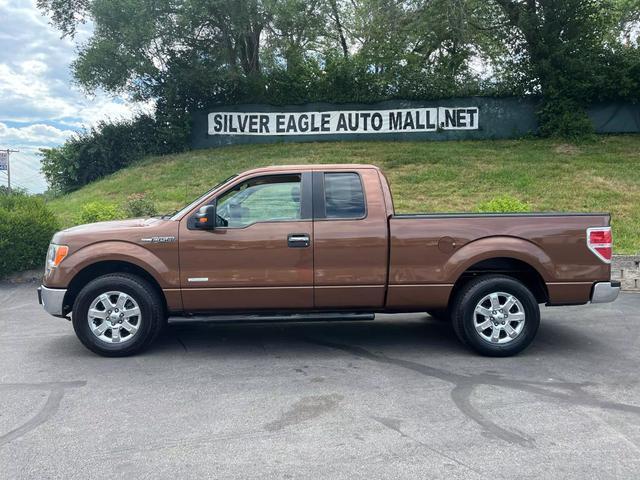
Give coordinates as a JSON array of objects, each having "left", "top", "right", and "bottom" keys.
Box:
[
  {"left": 38, "top": 0, "right": 499, "bottom": 106},
  {"left": 38, "top": 0, "right": 640, "bottom": 136},
  {"left": 39, "top": 0, "right": 336, "bottom": 106},
  {"left": 488, "top": 0, "right": 620, "bottom": 135}
]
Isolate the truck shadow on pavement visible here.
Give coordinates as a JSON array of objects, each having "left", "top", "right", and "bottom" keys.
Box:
[{"left": 157, "top": 316, "right": 640, "bottom": 448}]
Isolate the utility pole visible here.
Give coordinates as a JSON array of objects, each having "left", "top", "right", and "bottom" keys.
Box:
[{"left": 0, "top": 149, "right": 19, "bottom": 193}]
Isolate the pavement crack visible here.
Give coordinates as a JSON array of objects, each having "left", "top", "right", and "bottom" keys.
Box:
[
  {"left": 371, "top": 415, "right": 486, "bottom": 477},
  {"left": 174, "top": 331, "right": 188, "bottom": 353},
  {"left": 302, "top": 336, "right": 640, "bottom": 448},
  {"left": 0, "top": 381, "right": 86, "bottom": 447},
  {"left": 450, "top": 383, "right": 534, "bottom": 447}
]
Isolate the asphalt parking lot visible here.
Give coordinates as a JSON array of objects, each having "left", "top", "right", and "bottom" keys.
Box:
[{"left": 1, "top": 283, "right": 640, "bottom": 479}]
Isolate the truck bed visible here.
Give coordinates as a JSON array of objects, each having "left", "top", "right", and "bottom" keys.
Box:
[{"left": 386, "top": 212, "right": 611, "bottom": 308}]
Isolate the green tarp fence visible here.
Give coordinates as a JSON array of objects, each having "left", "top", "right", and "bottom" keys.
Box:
[{"left": 190, "top": 97, "right": 640, "bottom": 149}]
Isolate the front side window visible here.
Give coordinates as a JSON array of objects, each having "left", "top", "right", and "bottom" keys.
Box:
[
  {"left": 324, "top": 173, "right": 365, "bottom": 219},
  {"left": 216, "top": 174, "right": 301, "bottom": 227}
]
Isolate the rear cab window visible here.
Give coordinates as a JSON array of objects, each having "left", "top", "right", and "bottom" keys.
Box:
[{"left": 323, "top": 172, "right": 366, "bottom": 219}]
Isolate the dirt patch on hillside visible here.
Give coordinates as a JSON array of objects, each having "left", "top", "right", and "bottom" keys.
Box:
[{"left": 554, "top": 143, "right": 582, "bottom": 155}]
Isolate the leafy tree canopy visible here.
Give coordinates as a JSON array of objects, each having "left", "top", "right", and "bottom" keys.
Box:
[{"left": 38, "top": 0, "right": 640, "bottom": 135}]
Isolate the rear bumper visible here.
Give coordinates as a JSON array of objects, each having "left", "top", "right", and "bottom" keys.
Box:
[
  {"left": 591, "top": 281, "right": 621, "bottom": 304},
  {"left": 38, "top": 285, "right": 67, "bottom": 316}
]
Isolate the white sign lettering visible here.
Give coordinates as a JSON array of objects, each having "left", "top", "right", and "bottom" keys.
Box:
[
  {"left": 208, "top": 107, "right": 478, "bottom": 136},
  {"left": 0, "top": 151, "right": 7, "bottom": 171}
]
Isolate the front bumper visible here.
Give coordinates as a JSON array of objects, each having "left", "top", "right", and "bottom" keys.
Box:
[
  {"left": 38, "top": 285, "right": 67, "bottom": 316},
  {"left": 591, "top": 281, "right": 621, "bottom": 304}
]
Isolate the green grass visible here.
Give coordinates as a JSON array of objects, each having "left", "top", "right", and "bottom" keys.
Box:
[{"left": 48, "top": 135, "right": 640, "bottom": 253}]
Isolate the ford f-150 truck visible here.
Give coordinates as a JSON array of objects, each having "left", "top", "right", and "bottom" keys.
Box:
[{"left": 38, "top": 164, "right": 620, "bottom": 357}]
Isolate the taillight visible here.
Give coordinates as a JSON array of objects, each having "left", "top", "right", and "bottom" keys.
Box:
[{"left": 587, "top": 227, "right": 612, "bottom": 263}]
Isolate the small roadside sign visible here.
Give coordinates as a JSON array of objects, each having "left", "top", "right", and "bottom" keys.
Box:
[{"left": 0, "top": 151, "right": 7, "bottom": 171}]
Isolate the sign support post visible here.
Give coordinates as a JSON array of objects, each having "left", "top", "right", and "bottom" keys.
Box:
[{"left": 0, "top": 149, "right": 19, "bottom": 193}]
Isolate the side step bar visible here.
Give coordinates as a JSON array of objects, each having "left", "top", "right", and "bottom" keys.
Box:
[{"left": 169, "top": 312, "right": 375, "bottom": 324}]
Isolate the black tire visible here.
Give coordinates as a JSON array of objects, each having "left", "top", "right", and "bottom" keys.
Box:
[
  {"left": 451, "top": 275, "right": 540, "bottom": 357},
  {"left": 426, "top": 309, "right": 450, "bottom": 322},
  {"left": 72, "top": 273, "right": 165, "bottom": 357}
]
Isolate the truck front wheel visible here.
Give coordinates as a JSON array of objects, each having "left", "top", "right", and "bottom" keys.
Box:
[
  {"left": 72, "top": 273, "right": 165, "bottom": 357},
  {"left": 451, "top": 275, "right": 540, "bottom": 357}
]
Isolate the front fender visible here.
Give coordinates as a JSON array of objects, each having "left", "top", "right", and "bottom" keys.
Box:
[
  {"left": 444, "top": 236, "right": 554, "bottom": 283},
  {"left": 45, "top": 240, "right": 180, "bottom": 289}
]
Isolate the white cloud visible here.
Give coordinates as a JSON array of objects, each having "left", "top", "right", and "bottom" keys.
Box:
[
  {"left": 0, "top": 122, "right": 75, "bottom": 146},
  {"left": 0, "top": 0, "right": 152, "bottom": 193}
]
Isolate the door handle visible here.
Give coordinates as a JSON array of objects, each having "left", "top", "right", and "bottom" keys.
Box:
[{"left": 288, "top": 233, "right": 310, "bottom": 248}]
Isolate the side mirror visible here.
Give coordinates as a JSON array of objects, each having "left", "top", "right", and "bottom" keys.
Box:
[{"left": 194, "top": 203, "right": 217, "bottom": 229}]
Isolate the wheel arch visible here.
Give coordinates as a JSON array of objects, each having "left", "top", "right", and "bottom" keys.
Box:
[
  {"left": 449, "top": 257, "right": 549, "bottom": 305},
  {"left": 445, "top": 237, "right": 553, "bottom": 305},
  {"left": 63, "top": 260, "right": 167, "bottom": 317}
]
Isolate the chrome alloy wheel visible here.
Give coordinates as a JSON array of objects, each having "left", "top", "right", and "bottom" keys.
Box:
[
  {"left": 87, "top": 291, "right": 141, "bottom": 344},
  {"left": 473, "top": 292, "right": 526, "bottom": 344}
]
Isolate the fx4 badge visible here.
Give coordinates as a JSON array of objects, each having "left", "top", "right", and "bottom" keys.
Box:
[{"left": 140, "top": 236, "right": 176, "bottom": 244}]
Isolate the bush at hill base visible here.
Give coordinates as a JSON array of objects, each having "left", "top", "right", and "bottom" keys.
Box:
[{"left": 0, "top": 193, "right": 59, "bottom": 278}]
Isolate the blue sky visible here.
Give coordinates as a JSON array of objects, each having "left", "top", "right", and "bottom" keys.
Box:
[{"left": 0, "top": 0, "right": 149, "bottom": 193}]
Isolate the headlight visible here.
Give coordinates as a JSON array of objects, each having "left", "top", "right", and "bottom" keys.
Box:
[{"left": 45, "top": 244, "right": 69, "bottom": 275}]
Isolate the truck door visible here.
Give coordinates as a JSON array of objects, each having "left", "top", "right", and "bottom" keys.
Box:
[
  {"left": 179, "top": 172, "right": 314, "bottom": 311},
  {"left": 312, "top": 169, "right": 388, "bottom": 308}
]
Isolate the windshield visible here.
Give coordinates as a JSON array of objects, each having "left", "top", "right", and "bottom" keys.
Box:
[{"left": 167, "top": 174, "right": 238, "bottom": 219}]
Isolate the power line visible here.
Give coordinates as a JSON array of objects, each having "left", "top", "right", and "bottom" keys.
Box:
[
  {"left": 12, "top": 172, "right": 45, "bottom": 184},
  {"left": 10, "top": 182, "right": 30, "bottom": 191},
  {"left": 0, "top": 170, "right": 42, "bottom": 182},
  {"left": 0, "top": 174, "right": 36, "bottom": 193},
  {"left": 0, "top": 174, "right": 30, "bottom": 191}
]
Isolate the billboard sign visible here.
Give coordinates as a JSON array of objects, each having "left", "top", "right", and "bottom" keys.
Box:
[{"left": 208, "top": 107, "right": 479, "bottom": 136}]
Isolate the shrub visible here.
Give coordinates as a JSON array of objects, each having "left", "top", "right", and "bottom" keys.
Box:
[
  {"left": 0, "top": 192, "right": 59, "bottom": 277},
  {"left": 123, "top": 194, "right": 157, "bottom": 218},
  {"left": 78, "top": 201, "right": 124, "bottom": 224},
  {"left": 40, "top": 113, "right": 189, "bottom": 194},
  {"left": 537, "top": 97, "right": 595, "bottom": 139},
  {"left": 476, "top": 196, "right": 531, "bottom": 213}
]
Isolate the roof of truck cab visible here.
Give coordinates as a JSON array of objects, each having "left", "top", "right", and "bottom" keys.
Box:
[{"left": 239, "top": 164, "right": 381, "bottom": 176}]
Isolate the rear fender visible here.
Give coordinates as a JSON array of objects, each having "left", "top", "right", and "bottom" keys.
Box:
[{"left": 445, "top": 236, "right": 554, "bottom": 283}]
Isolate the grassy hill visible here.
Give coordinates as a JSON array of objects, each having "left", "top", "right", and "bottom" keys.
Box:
[{"left": 48, "top": 135, "right": 640, "bottom": 253}]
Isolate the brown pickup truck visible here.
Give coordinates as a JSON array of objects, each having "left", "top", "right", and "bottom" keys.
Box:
[{"left": 39, "top": 164, "right": 619, "bottom": 357}]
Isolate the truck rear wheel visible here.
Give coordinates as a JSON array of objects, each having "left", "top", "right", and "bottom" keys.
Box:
[
  {"left": 72, "top": 273, "right": 164, "bottom": 357},
  {"left": 451, "top": 275, "right": 540, "bottom": 357}
]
